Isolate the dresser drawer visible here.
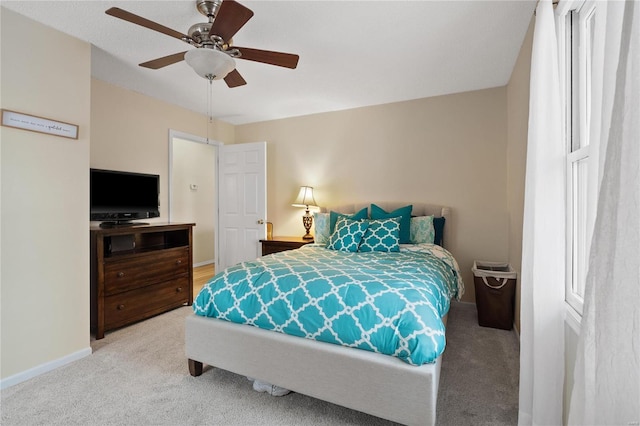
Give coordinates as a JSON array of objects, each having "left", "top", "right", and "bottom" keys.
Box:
[
  {"left": 104, "top": 277, "right": 190, "bottom": 329},
  {"left": 104, "top": 248, "right": 189, "bottom": 295}
]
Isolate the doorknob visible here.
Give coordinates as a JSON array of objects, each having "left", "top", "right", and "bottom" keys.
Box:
[{"left": 257, "top": 219, "right": 265, "bottom": 225}]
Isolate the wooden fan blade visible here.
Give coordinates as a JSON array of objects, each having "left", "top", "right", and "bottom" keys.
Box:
[
  {"left": 209, "top": 0, "right": 254, "bottom": 42},
  {"left": 106, "top": 7, "right": 189, "bottom": 41},
  {"left": 139, "top": 51, "right": 188, "bottom": 69},
  {"left": 234, "top": 46, "right": 299, "bottom": 69},
  {"left": 224, "top": 69, "right": 247, "bottom": 88}
]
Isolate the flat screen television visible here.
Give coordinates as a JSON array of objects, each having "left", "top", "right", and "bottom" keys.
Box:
[{"left": 90, "top": 168, "right": 159, "bottom": 226}]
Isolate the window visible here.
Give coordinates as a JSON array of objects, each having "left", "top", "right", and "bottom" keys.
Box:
[{"left": 558, "top": 0, "right": 599, "bottom": 316}]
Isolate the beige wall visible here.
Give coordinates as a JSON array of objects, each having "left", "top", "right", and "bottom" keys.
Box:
[
  {"left": 90, "top": 79, "right": 234, "bottom": 221},
  {"left": 507, "top": 18, "right": 534, "bottom": 333},
  {"left": 171, "top": 137, "right": 216, "bottom": 265},
  {"left": 1, "top": 8, "right": 91, "bottom": 379},
  {"left": 236, "top": 88, "right": 510, "bottom": 303}
]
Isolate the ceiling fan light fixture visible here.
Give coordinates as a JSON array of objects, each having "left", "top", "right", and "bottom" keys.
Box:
[{"left": 185, "top": 48, "right": 235, "bottom": 80}]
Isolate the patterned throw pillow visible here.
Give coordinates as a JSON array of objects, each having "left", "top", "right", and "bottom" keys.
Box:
[
  {"left": 326, "top": 217, "right": 369, "bottom": 252},
  {"left": 410, "top": 215, "right": 435, "bottom": 244},
  {"left": 313, "top": 212, "right": 330, "bottom": 245},
  {"left": 358, "top": 217, "right": 401, "bottom": 252},
  {"left": 370, "top": 204, "right": 413, "bottom": 244}
]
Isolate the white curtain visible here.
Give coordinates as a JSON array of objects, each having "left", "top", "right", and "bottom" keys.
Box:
[
  {"left": 568, "top": 1, "right": 640, "bottom": 424},
  {"left": 518, "top": 0, "right": 566, "bottom": 424}
]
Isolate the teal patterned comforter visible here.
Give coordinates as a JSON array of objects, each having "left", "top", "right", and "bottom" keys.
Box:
[{"left": 193, "top": 244, "right": 464, "bottom": 365}]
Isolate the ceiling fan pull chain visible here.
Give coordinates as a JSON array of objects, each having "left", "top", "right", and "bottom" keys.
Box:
[{"left": 206, "top": 76, "right": 213, "bottom": 142}]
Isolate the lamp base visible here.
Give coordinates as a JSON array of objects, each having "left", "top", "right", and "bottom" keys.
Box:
[{"left": 302, "top": 210, "right": 314, "bottom": 241}]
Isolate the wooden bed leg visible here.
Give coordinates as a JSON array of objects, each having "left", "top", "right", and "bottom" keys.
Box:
[{"left": 188, "top": 359, "right": 203, "bottom": 377}]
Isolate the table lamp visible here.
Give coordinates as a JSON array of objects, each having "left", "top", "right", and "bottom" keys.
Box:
[{"left": 292, "top": 186, "right": 318, "bottom": 240}]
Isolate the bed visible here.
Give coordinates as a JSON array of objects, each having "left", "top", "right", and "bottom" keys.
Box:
[{"left": 185, "top": 202, "right": 463, "bottom": 425}]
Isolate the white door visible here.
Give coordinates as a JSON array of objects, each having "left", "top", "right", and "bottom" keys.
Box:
[{"left": 217, "top": 141, "right": 267, "bottom": 271}]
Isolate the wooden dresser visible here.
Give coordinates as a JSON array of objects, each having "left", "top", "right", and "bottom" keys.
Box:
[
  {"left": 90, "top": 222, "right": 195, "bottom": 339},
  {"left": 260, "top": 236, "right": 314, "bottom": 256}
]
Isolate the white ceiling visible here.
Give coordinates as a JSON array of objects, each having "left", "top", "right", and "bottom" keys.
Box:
[{"left": 2, "top": 0, "right": 536, "bottom": 125}]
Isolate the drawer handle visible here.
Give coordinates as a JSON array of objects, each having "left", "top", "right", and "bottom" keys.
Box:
[
  {"left": 117, "top": 272, "right": 125, "bottom": 278},
  {"left": 117, "top": 304, "right": 125, "bottom": 310},
  {"left": 176, "top": 287, "right": 183, "bottom": 293},
  {"left": 175, "top": 260, "right": 182, "bottom": 265}
]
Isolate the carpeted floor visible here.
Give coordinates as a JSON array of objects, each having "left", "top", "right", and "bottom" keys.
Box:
[
  {"left": 1, "top": 302, "right": 519, "bottom": 425},
  {"left": 437, "top": 302, "right": 520, "bottom": 425}
]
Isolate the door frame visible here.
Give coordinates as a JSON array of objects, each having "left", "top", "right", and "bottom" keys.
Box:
[{"left": 168, "top": 129, "right": 222, "bottom": 267}]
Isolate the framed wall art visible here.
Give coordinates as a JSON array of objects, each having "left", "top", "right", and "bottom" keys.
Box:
[{"left": 1, "top": 109, "right": 79, "bottom": 139}]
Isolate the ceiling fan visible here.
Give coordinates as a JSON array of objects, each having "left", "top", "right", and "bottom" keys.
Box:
[{"left": 106, "top": 0, "right": 299, "bottom": 88}]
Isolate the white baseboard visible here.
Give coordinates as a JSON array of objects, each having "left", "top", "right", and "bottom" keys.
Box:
[
  {"left": 193, "top": 259, "right": 214, "bottom": 268},
  {"left": 0, "top": 347, "right": 92, "bottom": 390}
]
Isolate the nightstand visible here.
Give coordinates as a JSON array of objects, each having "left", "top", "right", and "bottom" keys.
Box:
[{"left": 260, "top": 236, "right": 314, "bottom": 256}]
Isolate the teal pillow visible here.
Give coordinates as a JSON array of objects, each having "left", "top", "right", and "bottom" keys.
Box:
[
  {"left": 326, "top": 217, "right": 369, "bottom": 252},
  {"left": 329, "top": 207, "right": 368, "bottom": 234},
  {"left": 433, "top": 217, "right": 446, "bottom": 246},
  {"left": 410, "top": 215, "right": 435, "bottom": 244},
  {"left": 313, "top": 212, "right": 330, "bottom": 245},
  {"left": 358, "top": 218, "right": 400, "bottom": 252},
  {"left": 370, "top": 204, "right": 412, "bottom": 244}
]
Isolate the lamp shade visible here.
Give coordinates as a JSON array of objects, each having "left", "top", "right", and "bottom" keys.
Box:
[
  {"left": 292, "top": 186, "right": 317, "bottom": 208},
  {"left": 185, "top": 48, "right": 236, "bottom": 80}
]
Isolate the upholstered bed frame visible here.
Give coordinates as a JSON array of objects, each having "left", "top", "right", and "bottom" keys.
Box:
[{"left": 185, "top": 203, "right": 451, "bottom": 426}]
